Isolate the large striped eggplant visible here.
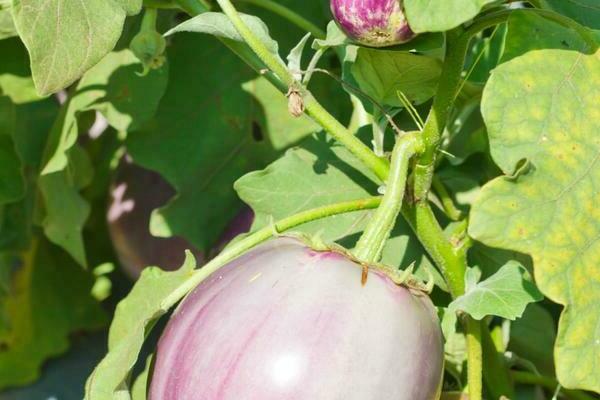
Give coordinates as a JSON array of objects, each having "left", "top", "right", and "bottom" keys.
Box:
[
  {"left": 330, "top": 0, "right": 414, "bottom": 47},
  {"left": 149, "top": 237, "right": 443, "bottom": 400}
]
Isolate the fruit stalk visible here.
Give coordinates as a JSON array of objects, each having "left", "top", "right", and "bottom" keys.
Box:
[{"left": 353, "top": 132, "right": 422, "bottom": 263}]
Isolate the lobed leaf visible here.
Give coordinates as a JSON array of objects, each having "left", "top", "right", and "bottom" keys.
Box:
[
  {"left": 449, "top": 261, "right": 543, "bottom": 320},
  {"left": 470, "top": 48, "right": 600, "bottom": 392}
]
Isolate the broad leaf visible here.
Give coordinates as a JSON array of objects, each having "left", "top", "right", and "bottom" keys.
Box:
[
  {"left": 38, "top": 171, "right": 90, "bottom": 267},
  {"left": 0, "top": 38, "right": 42, "bottom": 104},
  {"left": 0, "top": 239, "right": 106, "bottom": 389},
  {"left": 404, "top": 0, "right": 497, "bottom": 33},
  {"left": 85, "top": 253, "right": 196, "bottom": 400},
  {"left": 449, "top": 261, "right": 543, "bottom": 320},
  {"left": 165, "top": 11, "right": 285, "bottom": 67},
  {"left": 11, "top": 0, "right": 141, "bottom": 95},
  {"left": 235, "top": 133, "right": 379, "bottom": 240},
  {"left": 502, "top": 10, "right": 594, "bottom": 63},
  {"left": 352, "top": 48, "right": 442, "bottom": 106},
  {"left": 127, "top": 29, "right": 347, "bottom": 251},
  {"left": 470, "top": 49, "right": 600, "bottom": 392},
  {"left": 540, "top": 0, "right": 600, "bottom": 29},
  {"left": 41, "top": 49, "right": 168, "bottom": 175},
  {"left": 235, "top": 133, "right": 442, "bottom": 285},
  {"left": 242, "top": 76, "right": 320, "bottom": 150},
  {"left": 0, "top": 8, "right": 17, "bottom": 40}
]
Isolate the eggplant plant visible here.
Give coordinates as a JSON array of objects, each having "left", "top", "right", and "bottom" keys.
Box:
[{"left": 0, "top": 0, "right": 598, "bottom": 399}]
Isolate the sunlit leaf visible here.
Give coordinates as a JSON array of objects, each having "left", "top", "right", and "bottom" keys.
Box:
[
  {"left": 404, "top": 0, "right": 497, "bottom": 33},
  {"left": 470, "top": 48, "right": 600, "bottom": 391},
  {"left": 11, "top": 0, "right": 141, "bottom": 95}
]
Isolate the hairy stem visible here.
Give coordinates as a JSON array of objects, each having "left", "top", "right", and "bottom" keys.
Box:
[
  {"left": 432, "top": 176, "right": 462, "bottom": 221},
  {"left": 215, "top": 0, "right": 390, "bottom": 181},
  {"left": 465, "top": 317, "right": 483, "bottom": 400},
  {"left": 163, "top": 197, "right": 382, "bottom": 307},
  {"left": 353, "top": 133, "right": 423, "bottom": 263},
  {"left": 414, "top": 28, "right": 469, "bottom": 202},
  {"left": 511, "top": 371, "right": 597, "bottom": 400},
  {"left": 236, "top": 0, "right": 325, "bottom": 38}
]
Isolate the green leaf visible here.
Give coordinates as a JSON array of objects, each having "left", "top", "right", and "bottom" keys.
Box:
[
  {"left": 351, "top": 48, "right": 442, "bottom": 107},
  {"left": 235, "top": 133, "right": 379, "bottom": 240},
  {"left": 449, "top": 261, "right": 543, "bottom": 320},
  {"left": 0, "top": 97, "right": 24, "bottom": 206},
  {"left": 11, "top": 0, "right": 139, "bottom": 95},
  {"left": 41, "top": 49, "right": 168, "bottom": 175},
  {"left": 235, "top": 133, "right": 440, "bottom": 286},
  {"left": 0, "top": 133, "right": 24, "bottom": 206},
  {"left": 509, "top": 303, "right": 556, "bottom": 375},
  {"left": 540, "top": 0, "right": 600, "bottom": 29},
  {"left": 469, "top": 49, "right": 600, "bottom": 392},
  {"left": 0, "top": 37, "right": 43, "bottom": 104},
  {"left": 165, "top": 11, "right": 284, "bottom": 66},
  {"left": 0, "top": 8, "right": 17, "bottom": 40},
  {"left": 404, "top": 0, "right": 497, "bottom": 33},
  {"left": 85, "top": 253, "right": 196, "bottom": 400},
  {"left": 242, "top": 76, "right": 320, "bottom": 150},
  {"left": 126, "top": 33, "right": 312, "bottom": 251},
  {"left": 0, "top": 238, "right": 106, "bottom": 389},
  {"left": 39, "top": 170, "right": 90, "bottom": 267},
  {"left": 502, "top": 10, "right": 594, "bottom": 63}
]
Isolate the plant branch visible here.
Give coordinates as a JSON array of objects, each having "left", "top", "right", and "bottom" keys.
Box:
[
  {"left": 432, "top": 176, "right": 462, "bottom": 221},
  {"left": 163, "top": 197, "right": 382, "bottom": 308},
  {"left": 215, "top": 0, "right": 390, "bottom": 181},
  {"left": 413, "top": 28, "right": 469, "bottom": 202},
  {"left": 353, "top": 133, "right": 423, "bottom": 263},
  {"left": 511, "top": 371, "right": 597, "bottom": 400},
  {"left": 465, "top": 317, "right": 483, "bottom": 400},
  {"left": 236, "top": 0, "right": 325, "bottom": 38}
]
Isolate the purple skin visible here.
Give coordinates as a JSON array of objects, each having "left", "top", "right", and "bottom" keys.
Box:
[
  {"left": 149, "top": 237, "right": 443, "bottom": 400},
  {"left": 107, "top": 159, "right": 253, "bottom": 279},
  {"left": 331, "top": 0, "right": 414, "bottom": 47}
]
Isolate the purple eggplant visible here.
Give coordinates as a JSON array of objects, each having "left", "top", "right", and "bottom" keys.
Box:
[
  {"left": 149, "top": 237, "right": 443, "bottom": 400},
  {"left": 330, "top": 0, "right": 414, "bottom": 47}
]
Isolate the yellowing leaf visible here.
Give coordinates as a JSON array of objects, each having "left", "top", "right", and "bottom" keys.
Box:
[{"left": 470, "top": 49, "right": 600, "bottom": 392}]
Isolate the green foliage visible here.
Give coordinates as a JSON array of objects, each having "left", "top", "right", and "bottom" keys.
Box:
[
  {"left": 11, "top": 0, "right": 142, "bottom": 95},
  {"left": 0, "top": 0, "right": 599, "bottom": 397},
  {"left": 85, "top": 252, "right": 195, "bottom": 400},
  {"left": 404, "top": 0, "right": 498, "bottom": 33},
  {"left": 470, "top": 48, "right": 600, "bottom": 391},
  {"left": 449, "top": 261, "right": 543, "bottom": 320},
  {"left": 540, "top": 0, "right": 600, "bottom": 29},
  {"left": 352, "top": 48, "right": 442, "bottom": 106},
  {"left": 0, "top": 238, "right": 106, "bottom": 389}
]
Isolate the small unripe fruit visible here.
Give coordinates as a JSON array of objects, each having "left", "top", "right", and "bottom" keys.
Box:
[{"left": 330, "top": 0, "right": 414, "bottom": 47}]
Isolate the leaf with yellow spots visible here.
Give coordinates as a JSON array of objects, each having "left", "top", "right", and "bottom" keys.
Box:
[{"left": 469, "top": 49, "right": 600, "bottom": 393}]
